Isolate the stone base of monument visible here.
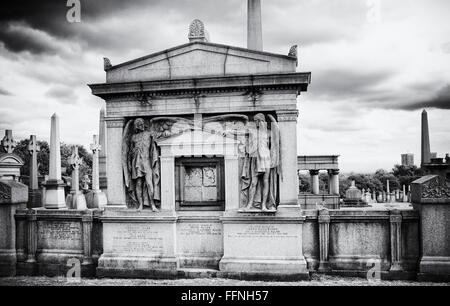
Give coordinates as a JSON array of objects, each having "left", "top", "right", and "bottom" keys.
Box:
[
  {"left": 417, "top": 257, "right": 450, "bottom": 282},
  {"left": 96, "top": 208, "right": 179, "bottom": 278},
  {"left": 65, "top": 191, "right": 87, "bottom": 210},
  {"left": 43, "top": 179, "right": 66, "bottom": 209},
  {"left": 14, "top": 208, "right": 98, "bottom": 277},
  {"left": 28, "top": 189, "right": 42, "bottom": 208},
  {"left": 218, "top": 208, "right": 310, "bottom": 280},
  {"left": 85, "top": 190, "right": 107, "bottom": 209}
]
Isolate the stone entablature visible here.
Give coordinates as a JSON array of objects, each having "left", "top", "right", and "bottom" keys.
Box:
[
  {"left": 297, "top": 155, "right": 339, "bottom": 171},
  {"left": 90, "top": 72, "right": 310, "bottom": 100}
]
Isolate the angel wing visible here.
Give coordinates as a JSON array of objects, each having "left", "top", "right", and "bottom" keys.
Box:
[
  {"left": 267, "top": 114, "right": 282, "bottom": 177},
  {"left": 149, "top": 117, "right": 193, "bottom": 139},
  {"left": 122, "top": 119, "right": 134, "bottom": 189}
]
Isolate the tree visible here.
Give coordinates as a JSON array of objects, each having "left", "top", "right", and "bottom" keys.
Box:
[
  {"left": 391, "top": 164, "right": 423, "bottom": 188},
  {"left": 14, "top": 139, "right": 50, "bottom": 177},
  {"left": 13, "top": 138, "right": 92, "bottom": 180},
  {"left": 298, "top": 173, "right": 310, "bottom": 193}
]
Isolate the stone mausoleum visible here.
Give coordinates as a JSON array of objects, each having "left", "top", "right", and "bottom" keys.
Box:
[{"left": 0, "top": 0, "right": 449, "bottom": 282}]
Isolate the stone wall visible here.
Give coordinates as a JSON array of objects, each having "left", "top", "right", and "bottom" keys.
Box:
[
  {"left": 15, "top": 208, "right": 102, "bottom": 277},
  {"left": 8, "top": 207, "right": 422, "bottom": 280},
  {"left": 302, "top": 209, "right": 420, "bottom": 279}
]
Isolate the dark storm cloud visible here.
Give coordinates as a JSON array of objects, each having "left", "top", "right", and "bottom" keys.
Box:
[
  {"left": 309, "top": 69, "right": 389, "bottom": 99},
  {"left": 0, "top": 86, "right": 12, "bottom": 95},
  {"left": 0, "top": 0, "right": 242, "bottom": 54},
  {"left": 400, "top": 84, "right": 450, "bottom": 110}
]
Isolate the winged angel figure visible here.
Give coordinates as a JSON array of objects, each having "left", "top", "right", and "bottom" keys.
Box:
[{"left": 122, "top": 117, "right": 192, "bottom": 210}]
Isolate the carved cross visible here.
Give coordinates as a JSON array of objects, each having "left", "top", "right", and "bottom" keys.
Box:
[
  {"left": 1, "top": 130, "right": 16, "bottom": 154},
  {"left": 69, "top": 146, "right": 83, "bottom": 170},
  {"left": 90, "top": 135, "right": 101, "bottom": 154},
  {"left": 28, "top": 135, "right": 40, "bottom": 155},
  {"left": 81, "top": 174, "right": 91, "bottom": 190}
]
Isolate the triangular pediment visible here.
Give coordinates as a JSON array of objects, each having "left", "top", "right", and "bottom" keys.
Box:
[{"left": 106, "top": 42, "right": 297, "bottom": 83}]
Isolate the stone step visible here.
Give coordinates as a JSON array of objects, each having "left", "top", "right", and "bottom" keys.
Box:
[{"left": 177, "top": 268, "right": 220, "bottom": 279}]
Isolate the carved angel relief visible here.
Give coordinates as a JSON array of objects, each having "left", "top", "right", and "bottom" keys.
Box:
[
  {"left": 121, "top": 114, "right": 280, "bottom": 212},
  {"left": 122, "top": 117, "right": 192, "bottom": 210},
  {"left": 239, "top": 113, "right": 281, "bottom": 212}
]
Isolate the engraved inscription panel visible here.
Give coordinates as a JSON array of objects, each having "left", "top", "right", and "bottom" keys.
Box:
[
  {"left": 229, "top": 224, "right": 297, "bottom": 238},
  {"left": 38, "top": 221, "right": 82, "bottom": 250},
  {"left": 224, "top": 223, "right": 301, "bottom": 258},
  {"left": 111, "top": 224, "right": 163, "bottom": 254},
  {"left": 184, "top": 166, "right": 217, "bottom": 202},
  {"left": 177, "top": 222, "right": 223, "bottom": 256}
]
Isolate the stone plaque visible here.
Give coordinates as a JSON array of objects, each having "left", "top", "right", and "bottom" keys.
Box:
[
  {"left": 184, "top": 166, "right": 217, "bottom": 202},
  {"left": 111, "top": 224, "right": 163, "bottom": 254},
  {"left": 223, "top": 222, "right": 302, "bottom": 258},
  {"left": 104, "top": 223, "right": 175, "bottom": 256},
  {"left": 229, "top": 224, "right": 297, "bottom": 238},
  {"left": 177, "top": 222, "right": 223, "bottom": 256},
  {"left": 38, "top": 221, "right": 82, "bottom": 250}
]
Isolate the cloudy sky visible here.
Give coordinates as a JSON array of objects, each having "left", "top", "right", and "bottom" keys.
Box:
[{"left": 0, "top": 0, "right": 449, "bottom": 173}]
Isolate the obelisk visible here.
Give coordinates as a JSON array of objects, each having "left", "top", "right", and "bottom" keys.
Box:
[
  {"left": 421, "top": 109, "right": 431, "bottom": 166},
  {"left": 44, "top": 113, "right": 66, "bottom": 209},
  {"left": 247, "top": 0, "right": 263, "bottom": 51}
]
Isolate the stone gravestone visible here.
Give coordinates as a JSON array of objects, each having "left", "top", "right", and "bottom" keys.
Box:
[
  {"left": 411, "top": 175, "right": 450, "bottom": 281},
  {"left": 27, "top": 135, "right": 42, "bottom": 208},
  {"left": 65, "top": 146, "right": 87, "bottom": 210},
  {"left": 85, "top": 135, "right": 107, "bottom": 208},
  {"left": 0, "top": 129, "right": 28, "bottom": 276}
]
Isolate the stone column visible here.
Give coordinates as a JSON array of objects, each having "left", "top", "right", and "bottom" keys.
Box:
[
  {"left": 27, "top": 135, "right": 42, "bottom": 208},
  {"left": 44, "top": 113, "right": 66, "bottom": 209},
  {"left": 318, "top": 209, "right": 331, "bottom": 272},
  {"left": 26, "top": 210, "right": 37, "bottom": 264},
  {"left": 328, "top": 169, "right": 339, "bottom": 195},
  {"left": 276, "top": 110, "right": 300, "bottom": 206},
  {"left": 81, "top": 213, "right": 93, "bottom": 266},
  {"left": 402, "top": 185, "right": 408, "bottom": 202},
  {"left": 105, "top": 117, "right": 126, "bottom": 207},
  {"left": 160, "top": 156, "right": 175, "bottom": 211},
  {"left": 310, "top": 170, "right": 320, "bottom": 195},
  {"left": 225, "top": 156, "right": 239, "bottom": 210},
  {"left": 99, "top": 107, "right": 108, "bottom": 192},
  {"left": 389, "top": 210, "right": 403, "bottom": 271},
  {"left": 86, "top": 135, "right": 107, "bottom": 208}
]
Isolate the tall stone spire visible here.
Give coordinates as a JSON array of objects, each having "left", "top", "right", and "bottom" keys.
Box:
[
  {"left": 247, "top": 0, "right": 263, "bottom": 51},
  {"left": 421, "top": 109, "right": 431, "bottom": 166}
]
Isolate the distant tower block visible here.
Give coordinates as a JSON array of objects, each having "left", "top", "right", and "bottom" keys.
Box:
[
  {"left": 421, "top": 109, "right": 431, "bottom": 166},
  {"left": 401, "top": 153, "right": 414, "bottom": 166},
  {"left": 247, "top": 0, "right": 263, "bottom": 51},
  {"left": 44, "top": 113, "right": 66, "bottom": 209}
]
